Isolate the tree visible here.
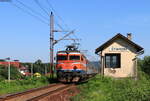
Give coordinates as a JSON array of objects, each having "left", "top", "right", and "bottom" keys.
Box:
[
  {"left": 0, "top": 65, "right": 22, "bottom": 80},
  {"left": 138, "top": 56, "right": 150, "bottom": 76},
  {"left": 35, "top": 59, "right": 42, "bottom": 64},
  {"left": 21, "top": 60, "right": 50, "bottom": 75},
  {"left": 33, "top": 60, "right": 50, "bottom": 75}
]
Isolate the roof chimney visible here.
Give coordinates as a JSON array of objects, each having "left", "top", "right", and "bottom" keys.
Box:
[{"left": 127, "top": 33, "right": 132, "bottom": 40}]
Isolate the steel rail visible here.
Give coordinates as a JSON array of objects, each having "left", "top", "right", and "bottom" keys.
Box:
[
  {"left": 27, "top": 84, "right": 74, "bottom": 101},
  {"left": 0, "top": 83, "right": 63, "bottom": 101}
]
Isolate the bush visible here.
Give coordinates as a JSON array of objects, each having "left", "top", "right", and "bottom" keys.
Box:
[
  {"left": 138, "top": 56, "right": 150, "bottom": 76},
  {"left": 0, "top": 65, "right": 22, "bottom": 80},
  {"left": 0, "top": 76, "right": 50, "bottom": 95},
  {"left": 72, "top": 74, "right": 150, "bottom": 101},
  {"left": 0, "top": 75, "right": 5, "bottom": 82}
]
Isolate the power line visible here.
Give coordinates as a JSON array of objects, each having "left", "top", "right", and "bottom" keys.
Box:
[
  {"left": 9, "top": 2, "right": 49, "bottom": 25},
  {"left": 46, "top": 0, "right": 78, "bottom": 40},
  {"left": 46, "top": 0, "right": 80, "bottom": 41},
  {"left": 54, "top": 19, "right": 65, "bottom": 31},
  {"left": 10, "top": 0, "right": 78, "bottom": 40},
  {"left": 46, "top": 0, "right": 70, "bottom": 29},
  {"left": 15, "top": 0, "right": 64, "bottom": 30},
  {"left": 10, "top": 0, "right": 80, "bottom": 50},
  {"left": 16, "top": 0, "right": 49, "bottom": 21},
  {"left": 33, "top": 0, "right": 65, "bottom": 31},
  {"left": 71, "top": 28, "right": 79, "bottom": 39},
  {"left": 32, "top": 0, "right": 79, "bottom": 42},
  {"left": 34, "top": 0, "right": 50, "bottom": 16}
]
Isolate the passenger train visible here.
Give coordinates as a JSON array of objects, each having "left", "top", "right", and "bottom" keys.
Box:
[{"left": 56, "top": 45, "right": 89, "bottom": 82}]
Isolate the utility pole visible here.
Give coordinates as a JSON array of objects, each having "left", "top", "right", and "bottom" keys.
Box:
[
  {"left": 31, "top": 63, "right": 33, "bottom": 77},
  {"left": 5, "top": 57, "right": 11, "bottom": 82},
  {"left": 8, "top": 60, "right": 10, "bottom": 82},
  {"left": 45, "top": 64, "right": 47, "bottom": 75},
  {"left": 50, "top": 12, "right": 54, "bottom": 78}
]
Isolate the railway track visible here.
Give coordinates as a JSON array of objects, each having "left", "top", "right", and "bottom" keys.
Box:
[
  {"left": 0, "top": 73, "right": 97, "bottom": 101},
  {"left": 0, "top": 83, "right": 75, "bottom": 101}
]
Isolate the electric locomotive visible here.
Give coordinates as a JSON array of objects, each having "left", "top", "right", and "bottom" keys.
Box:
[{"left": 56, "top": 45, "right": 88, "bottom": 82}]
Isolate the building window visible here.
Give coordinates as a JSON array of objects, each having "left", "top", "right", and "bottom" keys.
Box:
[{"left": 105, "top": 54, "right": 121, "bottom": 68}]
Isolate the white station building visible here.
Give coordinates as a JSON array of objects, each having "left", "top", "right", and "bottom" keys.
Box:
[{"left": 95, "top": 33, "right": 144, "bottom": 78}]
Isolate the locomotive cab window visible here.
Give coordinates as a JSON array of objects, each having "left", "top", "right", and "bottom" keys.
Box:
[
  {"left": 105, "top": 54, "right": 121, "bottom": 68},
  {"left": 57, "top": 55, "right": 67, "bottom": 61},
  {"left": 70, "top": 55, "right": 80, "bottom": 60}
]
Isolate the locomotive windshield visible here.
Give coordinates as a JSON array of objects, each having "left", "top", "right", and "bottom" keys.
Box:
[
  {"left": 57, "top": 55, "right": 67, "bottom": 61},
  {"left": 70, "top": 55, "right": 80, "bottom": 60}
]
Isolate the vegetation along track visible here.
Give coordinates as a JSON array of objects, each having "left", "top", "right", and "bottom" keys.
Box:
[
  {"left": 0, "top": 83, "right": 75, "bottom": 101},
  {"left": 78, "top": 73, "right": 98, "bottom": 83}
]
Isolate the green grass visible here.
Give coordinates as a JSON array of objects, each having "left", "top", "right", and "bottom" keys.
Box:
[
  {"left": 72, "top": 72, "right": 150, "bottom": 101},
  {"left": 0, "top": 76, "right": 53, "bottom": 95}
]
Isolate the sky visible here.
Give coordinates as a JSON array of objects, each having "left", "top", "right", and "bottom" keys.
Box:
[{"left": 0, "top": 0, "right": 150, "bottom": 62}]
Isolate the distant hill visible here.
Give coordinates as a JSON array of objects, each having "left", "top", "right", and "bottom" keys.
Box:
[
  {"left": 86, "top": 61, "right": 100, "bottom": 73},
  {"left": 87, "top": 61, "right": 101, "bottom": 69}
]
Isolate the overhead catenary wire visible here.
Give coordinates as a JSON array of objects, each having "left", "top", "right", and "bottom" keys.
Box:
[
  {"left": 46, "top": 0, "right": 76, "bottom": 36},
  {"left": 33, "top": 0, "right": 67, "bottom": 32},
  {"left": 71, "top": 29, "right": 80, "bottom": 39},
  {"left": 15, "top": 0, "right": 49, "bottom": 21},
  {"left": 55, "top": 20, "right": 66, "bottom": 31},
  {"left": 11, "top": 0, "right": 80, "bottom": 44},
  {"left": 9, "top": 1, "right": 49, "bottom": 25},
  {"left": 46, "top": 0, "right": 80, "bottom": 42},
  {"left": 46, "top": 1, "right": 78, "bottom": 40},
  {"left": 45, "top": 0, "right": 79, "bottom": 42},
  {"left": 34, "top": 0, "right": 50, "bottom": 16},
  {"left": 46, "top": 0, "right": 69, "bottom": 29},
  {"left": 14, "top": 0, "right": 65, "bottom": 30}
]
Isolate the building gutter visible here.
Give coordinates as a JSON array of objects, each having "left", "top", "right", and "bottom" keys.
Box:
[{"left": 136, "top": 49, "right": 144, "bottom": 56}]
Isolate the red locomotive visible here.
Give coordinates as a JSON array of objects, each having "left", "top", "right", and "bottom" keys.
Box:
[{"left": 56, "top": 45, "right": 88, "bottom": 82}]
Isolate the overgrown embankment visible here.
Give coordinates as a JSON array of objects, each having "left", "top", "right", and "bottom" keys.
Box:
[
  {"left": 72, "top": 73, "right": 150, "bottom": 101},
  {"left": 0, "top": 76, "right": 51, "bottom": 95}
]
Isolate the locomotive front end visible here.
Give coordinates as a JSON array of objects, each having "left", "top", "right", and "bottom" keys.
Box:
[{"left": 56, "top": 51, "right": 87, "bottom": 82}]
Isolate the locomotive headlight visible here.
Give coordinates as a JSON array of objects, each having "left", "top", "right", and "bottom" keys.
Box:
[{"left": 73, "top": 66, "right": 77, "bottom": 70}]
